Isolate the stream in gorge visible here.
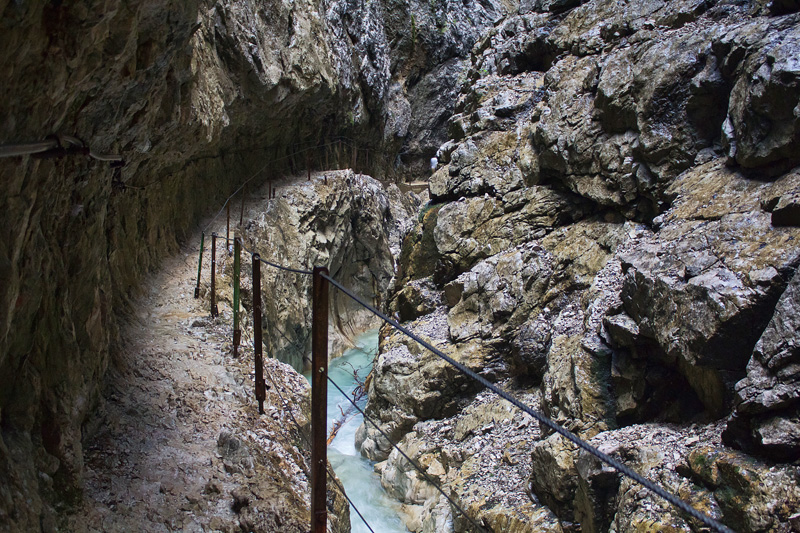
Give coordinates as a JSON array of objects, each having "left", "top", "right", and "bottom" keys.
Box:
[{"left": 305, "top": 329, "right": 409, "bottom": 533}]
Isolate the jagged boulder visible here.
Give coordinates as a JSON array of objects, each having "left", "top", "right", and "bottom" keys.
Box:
[
  {"left": 377, "top": 389, "right": 562, "bottom": 532},
  {"left": 617, "top": 161, "right": 800, "bottom": 417},
  {"left": 685, "top": 446, "right": 800, "bottom": 532},
  {"left": 724, "top": 268, "right": 800, "bottom": 461},
  {"left": 241, "top": 171, "right": 418, "bottom": 368},
  {"left": 380, "top": 0, "right": 510, "bottom": 178},
  {"left": 723, "top": 19, "right": 800, "bottom": 173},
  {"left": 356, "top": 309, "right": 470, "bottom": 461}
]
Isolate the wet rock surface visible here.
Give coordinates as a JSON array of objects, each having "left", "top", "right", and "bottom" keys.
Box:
[
  {"left": 4, "top": 0, "right": 800, "bottom": 531},
  {"left": 0, "top": 0, "right": 423, "bottom": 527},
  {"left": 378, "top": 387, "right": 563, "bottom": 532},
  {"left": 724, "top": 268, "right": 800, "bottom": 461},
  {"left": 361, "top": 0, "right": 800, "bottom": 531}
]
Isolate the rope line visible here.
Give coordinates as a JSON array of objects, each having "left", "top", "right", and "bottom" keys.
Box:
[
  {"left": 328, "top": 376, "right": 488, "bottom": 532},
  {"left": 319, "top": 273, "right": 734, "bottom": 533}
]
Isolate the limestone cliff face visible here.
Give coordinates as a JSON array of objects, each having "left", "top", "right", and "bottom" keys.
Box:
[
  {"left": 4, "top": 0, "right": 800, "bottom": 531},
  {"left": 360, "top": 1, "right": 800, "bottom": 531},
  {"left": 212, "top": 171, "right": 419, "bottom": 371}
]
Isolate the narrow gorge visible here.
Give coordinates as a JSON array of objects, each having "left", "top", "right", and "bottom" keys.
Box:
[{"left": 1, "top": 0, "right": 799, "bottom": 532}]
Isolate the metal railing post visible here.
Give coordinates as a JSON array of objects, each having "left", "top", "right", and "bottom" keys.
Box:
[
  {"left": 311, "top": 267, "right": 329, "bottom": 533},
  {"left": 195, "top": 232, "right": 205, "bottom": 298},
  {"left": 252, "top": 254, "right": 266, "bottom": 414},
  {"left": 210, "top": 233, "right": 219, "bottom": 318},
  {"left": 232, "top": 236, "right": 241, "bottom": 358}
]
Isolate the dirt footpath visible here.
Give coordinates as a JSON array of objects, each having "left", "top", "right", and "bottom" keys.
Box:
[{"left": 64, "top": 208, "right": 319, "bottom": 532}]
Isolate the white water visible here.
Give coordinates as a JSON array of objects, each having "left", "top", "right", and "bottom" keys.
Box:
[{"left": 305, "top": 329, "right": 409, "bottom": 533}]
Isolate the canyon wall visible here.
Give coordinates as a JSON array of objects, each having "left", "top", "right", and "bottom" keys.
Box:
[
  {"left": 0, "top": 0, "right": 431, "bottom": 528},
  {"left": 359, "top": 1, "right": 800, "bottom": 531},
  {"left": 3, "top": 0, "right": 800, "bottom": 531}
]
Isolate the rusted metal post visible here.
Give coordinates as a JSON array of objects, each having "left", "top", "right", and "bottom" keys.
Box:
[
  {"left": 194, "top": 232, "right": 205, "bottom": 298},
  {"left": 226, "top": 203, "right": 231, "bottom": 255},
  {"left": 267, "top": 181, "right": 271, "bottom": 200},
  {"left": 252, "top": 254, "right": 266, "bottom": 414},
  {"left": 232, "top": 236, "right": 241, "bottom": 358},
  {"left": 311, "top": 266, "right": 329, "bottom": 533},
  {"left": 210, "top": 233, "right": 219, "bottom": 318}
]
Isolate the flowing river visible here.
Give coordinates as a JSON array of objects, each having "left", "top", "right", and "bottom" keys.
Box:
[{"left": 305, "top": 329, "right": 409, "bottom": 533}]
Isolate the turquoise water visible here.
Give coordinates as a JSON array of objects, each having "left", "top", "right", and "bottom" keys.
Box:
[{"left": 305, "top": 329, "right": 409, "bottom": 533}]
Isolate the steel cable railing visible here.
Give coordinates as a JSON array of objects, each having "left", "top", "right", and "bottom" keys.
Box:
[
  {"left": 196, "top": 176, "right": 735, "bottom": 533},
  {"left": 199, "top": 135, "right": 383, "bottom": 234},
  {"left": 327, "top": 376, "right": 488, "bottom": 532},
  {"left": 262, "top": 362, "right": 377, "bottom": 532},
  {"left": 0, "top": 134, "right": 123, "bottom": 162},
  {"left": 319, "top": 272, "right": 734, "bottom": 533}
]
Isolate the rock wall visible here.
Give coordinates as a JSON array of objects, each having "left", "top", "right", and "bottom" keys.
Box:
[
  {"left": 4, "top": 0, "right": 800, "bottom": 530},
  {"left": 360, "top": 0, "right": 800, "bottom": 531},
  {"left": 211, "top": 171, "right": 419, "bottom": 371},
  {"left": 0, "top": 0, "right": 412, "bottom": 529}
]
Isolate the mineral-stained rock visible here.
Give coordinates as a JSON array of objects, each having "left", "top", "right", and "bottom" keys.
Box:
[
  {"left": 576, "top": 424, "right": 725, "bottom": 533},
  {"left": 379, "top": 388, "right": 562, "bottom": 532},
  {"left": 771, "top": 191, "right": 800, "bottom": 227},
  {"left": 380, "top": 0, "right": 511, "bottom": 178},
  {"left": 724, "top": 268, "right": 800, "bottom": 461},
  {"left": 723, "top": 18, "right": 800, "bottom": 173},
  {"left": 530, "top": 434, "right": 581, "bottom": 523},
  {"left": 239, "top": 171, "right": 418, "bottom": 368},
  {"left": 686, "top": 446, "right": 800, "bottom": 532},
  {"left": 391, "top": 276, "right": 444, "bottom": 323},
  {"left": 361, "top": 1, "right": 800, "bottom": 531},
  {"left": 356, "top": 308, "right": 465, "bottom": 461},
  {"left": 618, "top": 161, "right": 800, "bottom": 417}
]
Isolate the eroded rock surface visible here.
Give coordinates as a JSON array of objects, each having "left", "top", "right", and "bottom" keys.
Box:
[
  {"left": 0, "top": 0, "right": 414, "bottom": 527},
  {"left": 361, "top": 0, "right": 800, "bottom": 531},
  {"left": 234, "top": 170, "right": 418, "bottom": 370}
]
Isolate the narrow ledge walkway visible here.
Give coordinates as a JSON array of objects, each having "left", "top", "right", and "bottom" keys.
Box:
[{"left": 64, "top": 179, "right": 315, "bottom": 533}]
